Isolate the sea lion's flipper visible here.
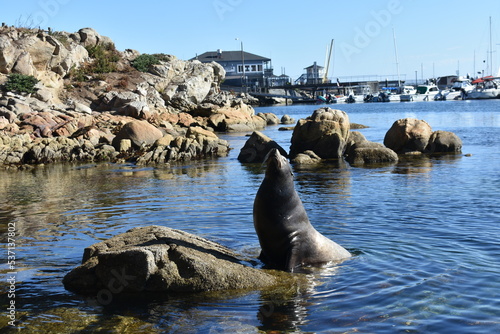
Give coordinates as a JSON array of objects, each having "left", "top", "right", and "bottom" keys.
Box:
[{"left": 285, "top": 245, "right": 301, "bottom": 273}]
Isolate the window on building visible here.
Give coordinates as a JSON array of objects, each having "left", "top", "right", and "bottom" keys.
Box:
[{"left": 237, "top": 64, "right": 263, "bottom": 73}]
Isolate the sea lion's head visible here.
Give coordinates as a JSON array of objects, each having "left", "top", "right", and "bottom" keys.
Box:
[{"left": 263, "top": 148, "right": 293, "bottom": 179}]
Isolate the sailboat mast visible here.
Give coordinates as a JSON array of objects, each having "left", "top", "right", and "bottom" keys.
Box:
[
  {"left": 393, "top": 28, "right": 401, "bottom": 87},
  {"left": 489, "top": 16, "right": 493, "bottom": 76}
]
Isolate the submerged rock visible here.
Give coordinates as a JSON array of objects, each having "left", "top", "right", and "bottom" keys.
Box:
[
  {"left": 292, "top": 150, "right": 322, "bottom": 164},
  {"left": 257, "top": 112, "right": 280, "bottom": 125},
  {"left": 344, "top": 131, "right": 398, "bottom": 165},
  {"left": 426, "top": 130, "right": 462, "bottom": 153},
  {"left": 63, "top": 225, "right": 278, "bottom": 294},
  {"left": 280, "top": 114, "right": 295, "bottom": 125}
]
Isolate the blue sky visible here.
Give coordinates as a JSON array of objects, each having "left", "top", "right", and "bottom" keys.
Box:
[{"left": 2, "top": 0, "right": 500, "bottom": 82}]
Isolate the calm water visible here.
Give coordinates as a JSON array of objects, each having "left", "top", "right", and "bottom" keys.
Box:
[{"left": 1, "top": 100, "right": 499, "bottom": 333}]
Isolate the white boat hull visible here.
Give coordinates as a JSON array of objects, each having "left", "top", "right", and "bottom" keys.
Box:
[
  {"left": 400, "top": 93, "right": 437, "bottom": 102},
  {"left": 435, "top": 90, "right": 467, "bottom": 100},
  {"left": 466, "top": 88, "right": 500, "bottom": 99}
]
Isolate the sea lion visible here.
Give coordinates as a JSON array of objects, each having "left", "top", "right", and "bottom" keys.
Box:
[{"left": 253, "top": 148, "right": 351, "bottom": 272}]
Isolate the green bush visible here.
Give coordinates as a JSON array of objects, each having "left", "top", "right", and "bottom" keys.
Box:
[
  {"left": 85, "top": 44, "right": 120, "bottom": 74},
  {"left": 5, "top": 73, "right": 39, "bottom": 94},
  {"left": 70, "top": 44, "right": 120, "bottom": 81},
  {"left": 131, "top": 54, "right": 160, "bottom": 72}
]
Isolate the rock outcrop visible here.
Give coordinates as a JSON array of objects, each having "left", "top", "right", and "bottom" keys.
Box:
[
  {"left": 289, "top": 107, "right": 350, "bottom": 159},
  {"left": 0, "top": 27, "right": 91, "bottom": 79},
  {"left": 63, "top": 225, "right": 278, "bottom": 294}
]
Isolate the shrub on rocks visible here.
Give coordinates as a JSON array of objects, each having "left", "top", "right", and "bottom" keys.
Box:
[
  {"left": 131, "top": 54, "right": 160, "bottom": 72},
  {"left": 5, "top": 73, "right": 39, "bottom": 94}
]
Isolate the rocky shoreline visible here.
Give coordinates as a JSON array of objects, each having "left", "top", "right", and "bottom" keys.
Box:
[{"left": 0, "top": 26, "right": 289, "bottom": 169}]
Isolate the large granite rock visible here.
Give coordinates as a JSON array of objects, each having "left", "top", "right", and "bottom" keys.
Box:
[
  {"left": 238, "top": 131, "right": 287, "bottom": 163},
  {"left": 152, "top": 59, "right": 224, "bottom": 105},
  {"left": 207, "top": 100, "right": 266, "bottom": 132},
  {"left": 383, "top": 118, "right": 433, "bottom": 154},
  {"left": 383, "top": 118, "right": 463, "bottom": 155},
  {"left": 63, "top": 225, "right": 278, "bottom": 294},
  {"left": 112, "top": 120, "right": 164, "bottom": 149},
  {"left": 290, "top": 107, "right": 350, "bottom": 159},
  {"left": 74, "top": 27, "right": 114, "bottom": 47},
  {"left": 257, "top": 112, "right": 280, "bottom": 125}
]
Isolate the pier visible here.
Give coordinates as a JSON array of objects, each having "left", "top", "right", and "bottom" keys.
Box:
[{"left": 241, "top": 78, "right": 405, "bottom": 104}]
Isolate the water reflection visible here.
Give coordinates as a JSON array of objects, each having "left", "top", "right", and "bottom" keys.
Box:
[
  {"left": 257, "top": 264, "right": 344, "bottom": 332},
  {"left": 392, "top": 153, "right": 462, "bottom": 175}
]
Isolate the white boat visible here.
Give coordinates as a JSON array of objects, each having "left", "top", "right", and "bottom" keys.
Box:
[
  {"left": 344, "top": 87, "right": 370, "bottom": 103},
  {"left": 369, "top": 91, "right": 400, "bottom": 102},
  {"left": 435, "top": 77, "right": 474, "bottom": 100},
  {"left": 399, "top": 86, "right": 417, "bottom": 102},
  {"left": 465, "top": 76, "right": 500, "bottom": 99},
  {"left": 344, "top": 94, "right": 365, "bottom": 103},
  {"left": 400, "top": 83, "right": 438, "bottom": 102},
  {"left": 465, "top": 19, "right": 500, "bottom": 99}
]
